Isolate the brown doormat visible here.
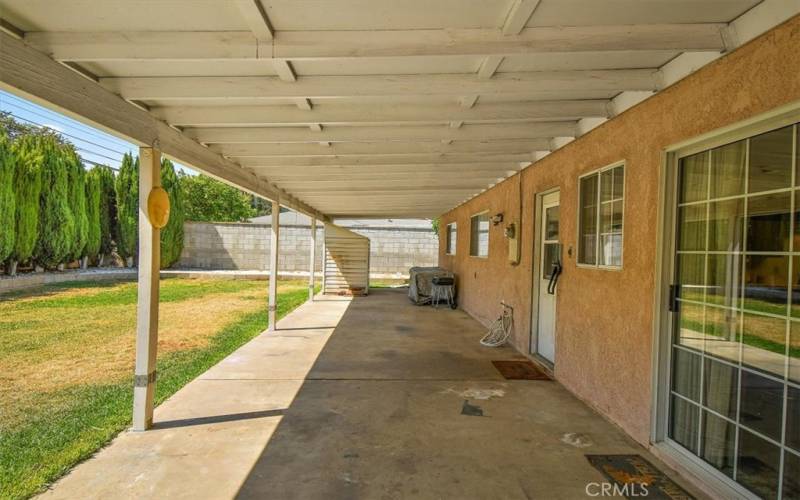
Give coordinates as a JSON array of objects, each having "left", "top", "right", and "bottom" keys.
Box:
[
  {"left": 491, "top": 360, "right": 551, "bottom": 380},
  {"left": 585, "top": 454, "right": 694, "bottom": 499}
]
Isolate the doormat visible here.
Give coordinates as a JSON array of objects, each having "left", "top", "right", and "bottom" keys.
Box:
[
  {"left": 491, "top": 360, "right": 551, "bottom": 380},
  {"left": 585, "top": 454, "right": 694, "bottom": 499}
]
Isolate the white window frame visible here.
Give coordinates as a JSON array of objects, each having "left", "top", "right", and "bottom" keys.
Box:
[
  {"left": 445, "top": 222, "right": 457, "bottom": 255},
  {"left": 469, "top": 210, "right": 490, "bottom": 258},
  {"left": 577, "top": 161, "right": 626, "bottom": 270}
]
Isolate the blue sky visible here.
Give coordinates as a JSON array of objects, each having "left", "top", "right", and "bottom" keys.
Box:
[{"left": 0, "top": 89, "right": 195, "bottom": 174}]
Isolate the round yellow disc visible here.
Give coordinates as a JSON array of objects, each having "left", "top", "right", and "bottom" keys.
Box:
[{"left": 147, "top": 187, "right": 171, "bottom": 229}]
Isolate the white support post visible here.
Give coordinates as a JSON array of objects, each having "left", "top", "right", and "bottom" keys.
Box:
[
  {"left": 268, "top": 200, "right": 280, "bottom": 331},
  {"left": 309, "top": 216, "right": 317, "bottom": 301},
  {"left": 133, "top": 146, "right": 161, "bottom": 431},
  {"left": 321, "top": 227, "right": 327, "bottom": 294}
]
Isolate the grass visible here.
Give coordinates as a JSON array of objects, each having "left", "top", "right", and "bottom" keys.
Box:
[
  {"left": 370, "top": 278, "right": 408, "bottom": 288},
  {"left": 677, "top": 300, "right": 800, "bottom": 359},
  {"left": 0, "top": 278, "right": 318, "bottom": 500},
  {"left": 680, "top": 315, "right": 800, "bottom": 359}
]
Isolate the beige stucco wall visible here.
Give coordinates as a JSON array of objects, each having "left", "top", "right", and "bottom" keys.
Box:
[{"left": 438, "top": 15, "right": 800, "bottom": 446}]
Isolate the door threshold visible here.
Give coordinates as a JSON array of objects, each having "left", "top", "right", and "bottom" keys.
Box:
[{"left": 524, "top": 353, "right": 554, "bottom": 378}]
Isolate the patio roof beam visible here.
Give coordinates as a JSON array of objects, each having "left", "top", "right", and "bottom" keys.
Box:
[
  {"left": 238, "top": 152, "right": 535, "bottom": 167},
  {"left": 0, "top": 31, "right": 326, "bottom": 222},
  {"left": 264, "top": 172, "right": 520, "bottom": 182},
  {"left": 234, "top": 0, "right": 274, "bottom": 41},
  {"left": 260, "top": 166, "right": 519, "bottom": 173},
  {"left": 300, "top": 190, "right": 484, "bottom": 197},
  {"left": 99, "top": 70, "right": 659, "bottom": 100},
  {"left": 25, "top": 24, "right": 726, "bottom": 60},
  {"left": 503, "top": 0, "right": 542, "bottom": 35},
  {"left": 249, "top": 164, "right": 520, "bottom": 179},
  {"left": 186, "top": 122, "right": 577, "bottom": 144},
  {"left": 154, "top": 100, "right": 609, "bottom": 127},
  {"left": 281, "top": 179, "right": 499, "bottom": 190},
  {"left": 211, "top": 139, "right": 551, "bottom": 156}
]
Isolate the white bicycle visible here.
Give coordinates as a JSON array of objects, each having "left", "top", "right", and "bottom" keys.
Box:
[{"left": 480, "top": 302, "right": 513, "bottom": 347}]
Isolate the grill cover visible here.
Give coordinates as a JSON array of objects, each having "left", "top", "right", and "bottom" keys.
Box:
[{"left": 408, "top": 267, "right": 454, "bottom": 305}]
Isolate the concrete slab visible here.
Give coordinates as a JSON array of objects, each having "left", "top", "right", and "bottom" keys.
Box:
[{"left": 40, "top": 289, "right": 704, "bottom": 500}]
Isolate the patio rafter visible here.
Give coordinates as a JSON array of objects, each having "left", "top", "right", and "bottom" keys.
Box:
[
  {"left": 98, "top": 70, "right": 660, "bottom": 100},
  {"left": 24, "top": 24, "right": 726, "bottom": 61},
  {"left": 0, "top": 30, "right": 327, "bottom": 221},
  {"left": 153, "top": 100, "right": 609, "bottom": 127}
]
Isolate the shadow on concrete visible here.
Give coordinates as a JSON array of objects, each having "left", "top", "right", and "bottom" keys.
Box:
[
  {"left": 153, "top": 409, "right": 285, "bottom": 430},
  {"left": 227, "top": 288, "right": 698, "bottom": 499},
  {"left": 273, "top": 326, "right": 338, "bottom": 331}
]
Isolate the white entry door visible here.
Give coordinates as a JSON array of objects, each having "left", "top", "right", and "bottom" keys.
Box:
[{"left": 535, "top": 191, "right": 561, "bottom": 363}]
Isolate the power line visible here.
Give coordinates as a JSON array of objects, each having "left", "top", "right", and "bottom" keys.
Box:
[
  {"left": 3, "top": 105, "right": 130, "bottom": 156},
  {"left": 2, "top": 91, "right": 196, "bottom": 176},
  {"left": 1, "top": 92, "right": 132, "bottom": 151},
  {"left": 5, "top": 112, "right": 124, "bottom": 161},
  {"left": 3, "top": 112, "right": 122, "bottom": 170}
]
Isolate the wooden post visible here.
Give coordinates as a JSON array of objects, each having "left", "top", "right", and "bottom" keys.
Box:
[
  {"left": 268, "top": 199, "right": 280, "bottom": 331},
  {"left": 321, "top": 227, "right": 327, "bottom": 294},
  {"left": 133, "top": 147, "right": 161, "bottom": 431},
  {"left": 309, "top": 217, "right": 316, "bottom": 301}
]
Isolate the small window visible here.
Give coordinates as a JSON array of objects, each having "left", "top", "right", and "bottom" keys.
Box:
[
  {"left": 579, "top": 163, "right": 625, "bottom": 268},
  {"left": 469, "top": 212, "right": 489, "bottom": 257},
  {"left": 445, "top": 223, "right": 457, "bottom": 255}
]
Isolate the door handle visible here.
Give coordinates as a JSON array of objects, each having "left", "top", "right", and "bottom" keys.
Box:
[{"left": 547, "top": 262, "right": 562, "bottom": 295}]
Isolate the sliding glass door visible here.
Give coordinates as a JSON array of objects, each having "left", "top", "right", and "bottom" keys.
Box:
[{"left": 670, "top": 122, "right": 799, "bottom": 499}]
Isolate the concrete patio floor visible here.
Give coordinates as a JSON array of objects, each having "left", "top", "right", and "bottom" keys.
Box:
[{"left": 40, "top": 288, "right": 704, "bottom": 499}]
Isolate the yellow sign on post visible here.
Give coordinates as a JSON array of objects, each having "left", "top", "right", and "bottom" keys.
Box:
[{"left": 147, "top": 187, "right": 170, "bottom": 229}]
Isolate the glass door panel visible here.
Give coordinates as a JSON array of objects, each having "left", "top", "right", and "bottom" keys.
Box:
[{"left": 669, "top": 122, "right": 799, "bottom": 498}]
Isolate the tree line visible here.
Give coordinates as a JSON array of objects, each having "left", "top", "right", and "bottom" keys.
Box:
[
  {"left": 0, "top": 114, "right": 273, "bottom": 276},
  {"left": 0, "top": 116, "right": 184, "bottom": 274}
]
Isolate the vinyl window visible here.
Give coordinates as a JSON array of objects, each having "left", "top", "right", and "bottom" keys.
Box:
[
  {"left": 578, "top": 163, "right": 625, "bottom": 268},
  {"left": 469, "top": 212, "right": 489, "bottom": 257},
  {"left": 445, "top": 223, "right": 457, "bottom": 255}
]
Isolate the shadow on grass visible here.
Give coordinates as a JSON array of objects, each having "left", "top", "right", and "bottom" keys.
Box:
[
  {"left": 0, "top": 284, "right": 315, "bottom": 500},
  {"left": 3, "top": 278, "right": 270, "bottom": 311}
]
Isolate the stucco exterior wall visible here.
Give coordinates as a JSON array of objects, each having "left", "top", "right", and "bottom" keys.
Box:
[{"left": 438, "top": 16, "right": 800, "bottom": 446}]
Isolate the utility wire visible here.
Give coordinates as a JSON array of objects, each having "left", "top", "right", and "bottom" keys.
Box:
[
  {"left": 1, "top": 92, "right": 132, "bottom": 152},
  {"left": 11, "top": 115, "right": 122, "bottom": 165},
  {"left": 3, "top": 106, "right": 130, "bottom": 156},
  {"left": 2, "top": 91, "right": 195, "bottom": 176},
  {"left": 4, "top": 112, "right": 122, "bottom": 170}
]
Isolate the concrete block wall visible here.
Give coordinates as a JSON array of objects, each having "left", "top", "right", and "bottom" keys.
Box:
[
  {"left": 353, "top": 226, "right": 438, "bottom": 276},
  {"left": 178, "top": 222, "right": 438, "bottom": 277}
]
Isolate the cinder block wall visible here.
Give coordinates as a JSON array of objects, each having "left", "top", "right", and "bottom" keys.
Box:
[{"left": 179, "top": 221, "right": 438, "bottom": 277}]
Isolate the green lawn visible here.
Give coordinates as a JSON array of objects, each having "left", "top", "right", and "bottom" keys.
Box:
[
  {"left": 370, "top": 278, "right": 408, "bottom": 288},
  {"left": 0, "top": 278, "right": 317, "bottom": 500}
]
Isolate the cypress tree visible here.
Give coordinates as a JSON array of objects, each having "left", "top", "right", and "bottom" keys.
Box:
[
  {"left": 159, "top": 158, "right": 184, "bottom": 268},
  {"left": 85, "top": 168, "right": 102, "bottom": 263},
  {"left": 0, "top": 131, "right": 15, "bottom": 264},
  {"left": 94, "top": 165, "right": 117, "bottom": 262},
  {"left": 9, "top": 134, "right": 43, "bottom": 274},
  {"left": 36, "top": 135, "right": 75, "bottom": 269},
  {"left": 115, "top": 152, "right": 138, "bottom": 266},
  {"left": 66, "top": 149, "right": 88, "bottom": 263}
]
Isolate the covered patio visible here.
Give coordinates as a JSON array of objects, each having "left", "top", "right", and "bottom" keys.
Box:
[
  {"left": 38, "top": 288, "right": 702, "bottom": 499},
  {"left": 2, "top": 1, "right": 799, "bottom": 498}
]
